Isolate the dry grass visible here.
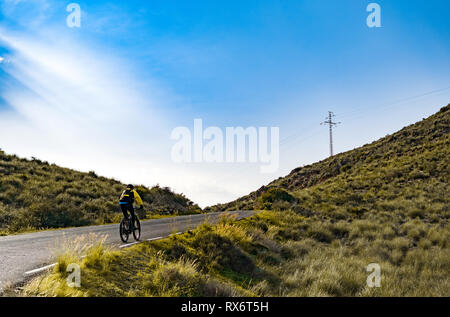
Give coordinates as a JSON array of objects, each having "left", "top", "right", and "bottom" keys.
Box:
[{"left": 20, "top": 210, "right": 450, "bottom": 297}]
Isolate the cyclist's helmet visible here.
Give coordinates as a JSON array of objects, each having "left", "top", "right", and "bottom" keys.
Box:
[{"left": 127, "top": 184, "right": 135, "bottom": 190}]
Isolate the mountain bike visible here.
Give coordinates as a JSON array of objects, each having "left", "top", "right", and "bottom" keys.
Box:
[{"left": 119, "top": 213, "right": 141, "bottom": 243}]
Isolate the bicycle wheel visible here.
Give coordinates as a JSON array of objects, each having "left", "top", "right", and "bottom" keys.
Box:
[
  {"left": 132, "top": 218, "right": 141, "bottom": 241},
  {"left": 119, "top": 218, "right": 129, "bottom": 243}
]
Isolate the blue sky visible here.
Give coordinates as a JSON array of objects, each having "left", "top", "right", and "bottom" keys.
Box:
[{"left": 1, "top": 0, "right": 449, "bottom": 206}]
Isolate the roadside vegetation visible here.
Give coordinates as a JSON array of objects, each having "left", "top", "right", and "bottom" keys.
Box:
[
  {"left": 20, "top": 210, "right": 449, "bottom": 296},
  {"left": 0, "top": 153, "right": 201, "bottom": 235}
]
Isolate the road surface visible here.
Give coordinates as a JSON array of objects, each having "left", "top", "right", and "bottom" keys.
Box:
[{"left": 0, "top": 210, "right": 255, "bottom": 294}]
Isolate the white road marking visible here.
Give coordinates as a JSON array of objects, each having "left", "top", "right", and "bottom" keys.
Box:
[
  {"left": 119, "top": 241, "right": 139, "bottom": 248},
  {"left": 24, "top": 255, "right": 87, "bottom": 276},
  {"left": 146, "top": 236, "right": 163, "bottom": 241},
  {"left": 24, "top": 263, "right": 57, "bottom": 276}
]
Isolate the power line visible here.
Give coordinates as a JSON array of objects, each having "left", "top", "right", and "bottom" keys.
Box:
[
  {"left": 321, "top": 111, "right": 341, "bottom": 157},
  {"left": 336, "top": 85, "right": 450, "bottom": 119}
]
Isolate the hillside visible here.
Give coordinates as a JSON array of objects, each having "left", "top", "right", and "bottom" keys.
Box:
[
  {"left": 16, "top": 103, "right": 450, "bottom": 297},
  {"left": 211, "top": 104, "right": 450, "bottom": 220},
  {"left": 0, "top": 153, "right": 201, "bottom": 235}
]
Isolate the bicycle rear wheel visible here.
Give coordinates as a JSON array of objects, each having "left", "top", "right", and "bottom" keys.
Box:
[
  {"left": 119, "top": 218, "right": 129, "bottom": 243},
  {"left": 133, "top": 218, "right": 141, "bottom": 241}
]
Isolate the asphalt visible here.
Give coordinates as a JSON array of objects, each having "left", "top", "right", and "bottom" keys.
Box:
[{"left": 0, "top": 210, "right": 255, "bottom": 293}]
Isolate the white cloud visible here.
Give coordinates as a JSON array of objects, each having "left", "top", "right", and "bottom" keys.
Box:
[
  {"left": 0, "top": 28, "right": 173, "bottom": 183},
  {"left": 0, "top": 27, "right": 268, "bottom": 207}
]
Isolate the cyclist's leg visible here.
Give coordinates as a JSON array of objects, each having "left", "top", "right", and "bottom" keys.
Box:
[
  {"left": 120, "top": 204, "right": 129, "bottom": 220},
  {"left": 129, "top": 204, "right": 136, "bottom": 224}
]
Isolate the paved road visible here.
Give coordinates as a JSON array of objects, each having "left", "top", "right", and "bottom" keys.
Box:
[{"left": 0, "top": 210, "right": 255, "bottom": 293}]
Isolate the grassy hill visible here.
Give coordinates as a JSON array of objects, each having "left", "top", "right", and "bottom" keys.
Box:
[
  {"left": 0, "top": 152, "right": 201, "bottom": 235},
  {"left": 12, "top": 103, "right": 450, "bottom": 297},
  {"left": 211, "top": 104, "right": 449, "bottom": 221}
]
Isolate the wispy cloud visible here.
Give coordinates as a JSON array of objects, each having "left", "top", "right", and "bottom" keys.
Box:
[
  {"left": 0, "top": 26, "right": 172, "bottom": 180},
  {"left": 0, "top": 26, "right": 260, "bottom": 207}
]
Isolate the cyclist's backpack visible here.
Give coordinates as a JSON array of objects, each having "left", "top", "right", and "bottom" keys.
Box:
[{"left": 120, "top": 189, "right": 135, "bottom": 204}]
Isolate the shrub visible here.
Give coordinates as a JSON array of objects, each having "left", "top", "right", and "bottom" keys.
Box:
[{"left": 260, "top": 188, "right": 296, "bottom": 204}]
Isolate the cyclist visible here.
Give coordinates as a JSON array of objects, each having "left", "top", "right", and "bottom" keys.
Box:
[{"left": 119, "top": 184, "right": 143, "bottom": 227}]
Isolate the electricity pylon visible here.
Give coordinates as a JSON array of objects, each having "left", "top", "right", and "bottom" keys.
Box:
[{"left": 321, "top": 111, "right": 341, "bottom": 157}]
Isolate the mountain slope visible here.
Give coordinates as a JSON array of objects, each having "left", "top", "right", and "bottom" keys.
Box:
[
  {"left": 212, "top": 104, "right": 449, "bottom": 221},
  {"left": 0, "top": 153, "right": 201, "bottom": 234}
]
